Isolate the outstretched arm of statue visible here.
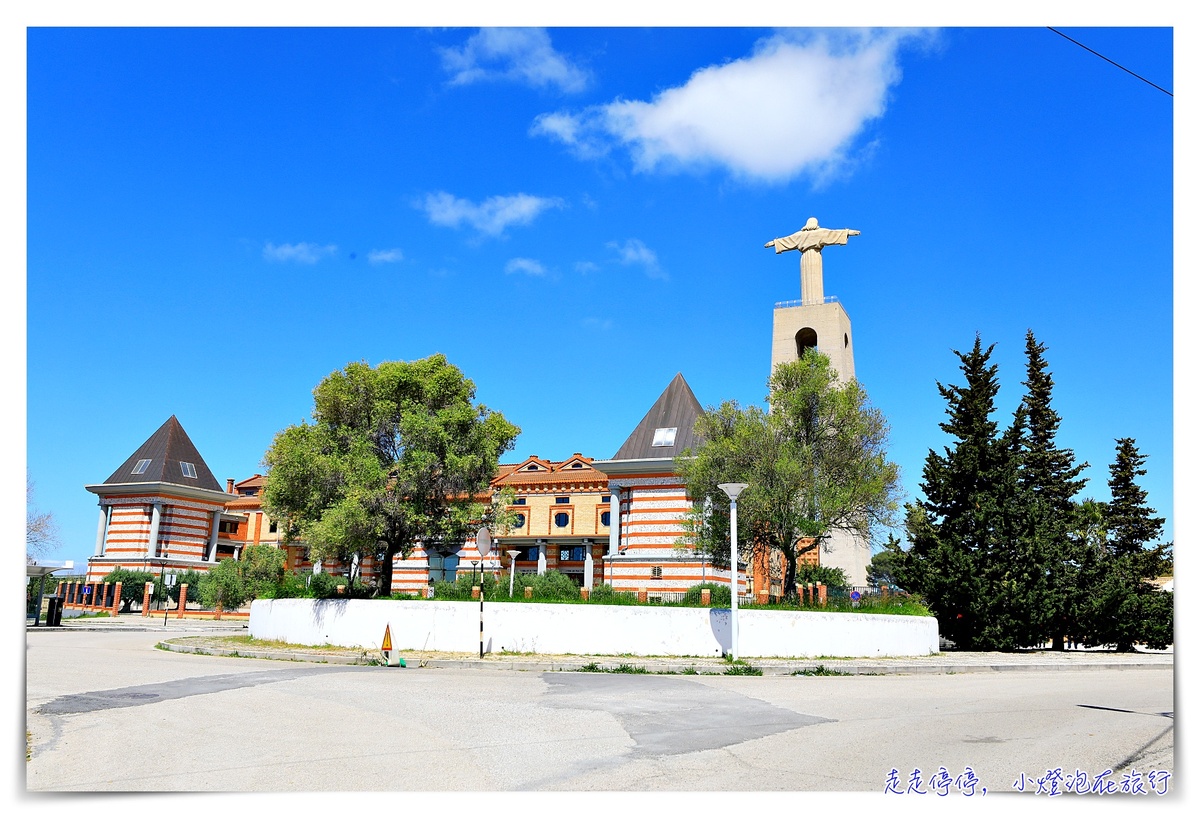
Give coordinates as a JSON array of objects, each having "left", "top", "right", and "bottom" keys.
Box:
[
  {"left": 848, "top": 230, "right": 860, "bottom": 236},
  {"left": 764, "top": 240, "right": 776, "bottom": 248}
]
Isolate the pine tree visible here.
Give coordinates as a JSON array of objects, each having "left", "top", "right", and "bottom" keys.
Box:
[
  {"left": 1085, "top": 439, "right": 1172, "bottom": 651},
  {"left": 1017, "top": 331, "right": 1089, "bottom": 649}
]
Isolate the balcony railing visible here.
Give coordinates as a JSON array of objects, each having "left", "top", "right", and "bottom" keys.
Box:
[{"left": 774, "top": 295, "right": 839, "bottom": 309}]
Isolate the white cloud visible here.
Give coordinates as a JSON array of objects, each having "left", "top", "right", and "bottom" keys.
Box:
[
  {"left": 608, "top": 238, "right": 665, "bottom": 280},
  {"left": 575, "top": 261, "right": 600, "bottom": 275},
  {"left": 533, "top": 29, "right": 933, "bottom": 183},
  {"left": 505, "top": 257, "right": 548, "bottom": 277},
  {"left": 263, "top": 241, "right": 337, "bottom": 264},
  {"left": 441, "top": 28, "right": 588, "bottom": 93},
  {"left": 368, "top": 248, "right": 404, "bottom": 264},
  {"left": 420, "top": 191, "right": 564, "bottom": 237}
]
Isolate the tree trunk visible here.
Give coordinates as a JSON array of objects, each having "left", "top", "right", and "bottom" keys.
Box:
[{"left": 378, "top": 543, "right": 398, "bottom": 595}]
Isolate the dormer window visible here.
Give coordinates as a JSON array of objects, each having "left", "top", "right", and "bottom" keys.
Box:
[
  {"left": 526, "top": 464, "right": 540, "bottom": 471},
  {"left": 651, "top": 427, "right": 678, "bottom": 447},
  {"left": 131, "top": 459, "right": 151, "bottom": 475},
  {"left": 180, "top": 462, "right": 197, "bottom": 479},
  {"left": 570, "top": 462, "right": 583, "bottom": 469}
]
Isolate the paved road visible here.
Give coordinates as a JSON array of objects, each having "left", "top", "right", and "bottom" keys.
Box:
[{"left": 25, "top": 627, "right": 1174, "bottom": 796}]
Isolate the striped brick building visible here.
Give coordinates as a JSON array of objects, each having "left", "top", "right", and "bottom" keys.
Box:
[
  {"left": 84, "top": 416, "right": 244, "bottom": 582},
  {"left": 593, "top": 373, "right": 745, "bottom": 596}
]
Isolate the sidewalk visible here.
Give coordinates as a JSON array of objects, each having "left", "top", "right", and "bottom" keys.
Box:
[{"left": 34, "top": 615, "right": 1173, "bottom": 676}]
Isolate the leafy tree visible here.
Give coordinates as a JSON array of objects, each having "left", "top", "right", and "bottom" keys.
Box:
[
  {"left": 866, "top": 538, "right": 905, "bottom": 589},
  {"left": 1083, "top": 439, "right": 1173, "bottom": 651},
  {"left": 26, "top": 479, "right": 62, "bottom": 560},
  {"left": 262, "top": 355, "right": 520, "bottom": 594},
  {"left": 678, "top": 352, "right": 901, "bottom": 597},
  {"left": 197, "top": 559, "right": 248, "bottom": 610}
]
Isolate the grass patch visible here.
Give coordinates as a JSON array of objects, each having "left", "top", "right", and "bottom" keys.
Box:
[
  {"left": 577, "top": 662, "right": 649, "bottom": 674},
  {"left": 723, "top": 663, "right": 763, "bottom": 676},
  {"left": 793, "top": 664, "right": 849, "bottom": 676}
]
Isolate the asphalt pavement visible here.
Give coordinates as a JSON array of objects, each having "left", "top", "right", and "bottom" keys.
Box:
[{"left": 29, "top": 613, "right": 1174, "bottom": 677}]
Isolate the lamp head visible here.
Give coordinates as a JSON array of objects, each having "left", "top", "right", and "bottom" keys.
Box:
[{"left": 717, "top": 483, "right": 749, "bottom": 501}]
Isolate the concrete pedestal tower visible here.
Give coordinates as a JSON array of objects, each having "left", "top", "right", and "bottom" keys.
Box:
[{"left": 764, "top": 217, "right": 869, "bottom": 585}]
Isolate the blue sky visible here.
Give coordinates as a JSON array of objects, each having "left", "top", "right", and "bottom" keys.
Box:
[{"left": 18, "top": 23, "right": 1179, "bottom": 576}]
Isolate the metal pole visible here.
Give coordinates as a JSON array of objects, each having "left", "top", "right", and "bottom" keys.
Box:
[
  {"left": 479, "top": 577, "right": 485, "bottom": 659},
  {"left": 718, "top": 483, "right": 748, "bottom": 663},
  {"left": 161, "top": 552, "right": 169, "bottom": 626},
  {"left": 729, "top": 497, "right": 739, "bottom": 662}
]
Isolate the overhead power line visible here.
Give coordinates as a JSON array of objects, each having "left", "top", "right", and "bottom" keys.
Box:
[{"left": 1048, "top": 27, "right": 1173, "bottom": 97}]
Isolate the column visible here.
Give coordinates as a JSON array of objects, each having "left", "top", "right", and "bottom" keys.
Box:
[
  {"left": 536, "top": 539, "right": 546, "bottom": 575},
  {"left": 93, "top": 505, "right": 110, "bottom": 556},
  {"left": 583, "top": 538, "right": 594, "bottom": 590},
  {"left": 207, "top": 511, "right": 221, "bottom": 562},
  {"left": 607, "top": 487, "right": 620, "bottom": 557},
  {"left": 146, "top": 503, "right": 163, "bottom": 558}
]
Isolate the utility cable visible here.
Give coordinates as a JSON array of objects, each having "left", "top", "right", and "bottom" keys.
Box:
[{"left": 1048, "top": 27, "right": 1172, "bottom": 97}]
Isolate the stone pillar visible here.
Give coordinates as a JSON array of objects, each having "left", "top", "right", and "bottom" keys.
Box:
[
  {"left": 110, "top": 583, "right": 122, "bottom": 615},
  {"left": 207, "top": 512, "right": 221, "bottom": 563},
  {"left": 701, "top": 589, "right": 711, "bottom": 605},
  {"left": 94, "top": 505, "right": 109, "bottom": 556},
  {"left": 524, "top": 586, "right": 533, "bottom": 599},
  {"left": 177, "top": 584, "right": 188, "bottom": 618},
  {"left": 817, "top": 583, "right": 827, "bottom": 607},
  {"left": 147, "top": 503, "right": 163, "bottom": 558},
  {"left": 142, "top": 582, "right": 153, "bottom": 617},
  {"left": 536, "top": 539, "right": 546, "bottom": 575},
  {"left": 637, "top": 588, "right": 648, "bottom": 603},
  {"left": 583, "top": 539, "right": 594, "bottom": 589},
  {"left": 580, "top": 587, "right": 590, "bottom": 601}
]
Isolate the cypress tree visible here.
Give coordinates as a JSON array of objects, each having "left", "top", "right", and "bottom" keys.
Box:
[
  {"left": 901, "top": 336, "right": 1025, "bottom": 649},
  {"left": 1085, "top": 439, "right": 1172, "bottom": 651},
  {"left": 1017, "top": 331, "right": 1089, "bottom": 649}
]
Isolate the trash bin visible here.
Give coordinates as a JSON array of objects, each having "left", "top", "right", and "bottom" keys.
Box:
[{"left": 45, "top": 596, "right": 63, "bottom": 627}]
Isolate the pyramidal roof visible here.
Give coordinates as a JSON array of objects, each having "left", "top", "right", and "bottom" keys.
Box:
[
  {"left": 102, "top": 416, "right": 223, "bottom": 491},
  {"left": 611, "top": 373, "right": 704, "bottom": 460}
]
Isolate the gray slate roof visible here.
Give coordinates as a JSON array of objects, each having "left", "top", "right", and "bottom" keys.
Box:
[
  {"left": 611, "top": 372, "right": 704, "bottom": 460},
  {"left": 102, "top": 416, "right": 223, "bottom": 491}
]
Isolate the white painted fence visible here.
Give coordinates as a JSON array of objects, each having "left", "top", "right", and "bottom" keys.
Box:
[{"left": 250, "top": 598, "right": 939, "bottom": 658}]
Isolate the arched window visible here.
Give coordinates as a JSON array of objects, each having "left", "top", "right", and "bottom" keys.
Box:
[{"left": 796, "top": 327, "right": 818, "bottom": 358}]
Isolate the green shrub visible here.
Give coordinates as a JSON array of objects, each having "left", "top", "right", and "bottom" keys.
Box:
[
  {"left": 172, "top": 569, "right": 206, "bottom": 604},
  {"left": 683, "top": 582, "right": 731, "bottom": 607},
  {"left": 262, "top": 570, "right": 308, "bottom": 599},
  {"left": 103, "top": 568, "right": 161, "bottom": 611},
  {"left": 794, "top": 564, "right": 850, "bottom": 592},
  {"left": 308, "top": 571, "right": 344, "bottom": 599},
  {"left": 529, "top": 570, "right": 580, "bottom": 601},
  {"left": 242, "top": 544, "right": 286, "bottom": 600},
  {"left": 197, "top": 559, "right": 248, "bottom": 609},
  {"left": 588, "top": 583, "right": 639, "bottom": 605}
]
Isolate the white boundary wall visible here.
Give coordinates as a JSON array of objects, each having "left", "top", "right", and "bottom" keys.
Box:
[{"left": 250, "top": 599, "right": 939, "bottom": 658}]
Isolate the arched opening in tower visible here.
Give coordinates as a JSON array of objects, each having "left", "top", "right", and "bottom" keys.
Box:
[{"left": 795, "top": 327, "right": 818, "bottom": 359}]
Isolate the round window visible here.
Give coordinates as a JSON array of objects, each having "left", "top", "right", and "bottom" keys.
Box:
[
  {"left": 554, "top": 512, "right": 569, "bottom": 528},
  {"left": 513, "top": 513, "right": 526, "bottom": 529},
  {"left": 601, "top": 511, "right": 611, "bottom": 526}
]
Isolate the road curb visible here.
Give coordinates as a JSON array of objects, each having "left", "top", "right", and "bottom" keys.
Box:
[{"left": 155, "top": 639, "right": 1173, "bottom": 675}]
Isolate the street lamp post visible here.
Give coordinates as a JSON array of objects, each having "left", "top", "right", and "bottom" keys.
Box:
[
  {"left": 506, "top": 550, "right": 520, "bottom": 598},
  {"left": 717, "top": 483, "right": 748, "bottom": 661},
  {"left": 159, "top": 549, "right": 170, "bottom": 627}
]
